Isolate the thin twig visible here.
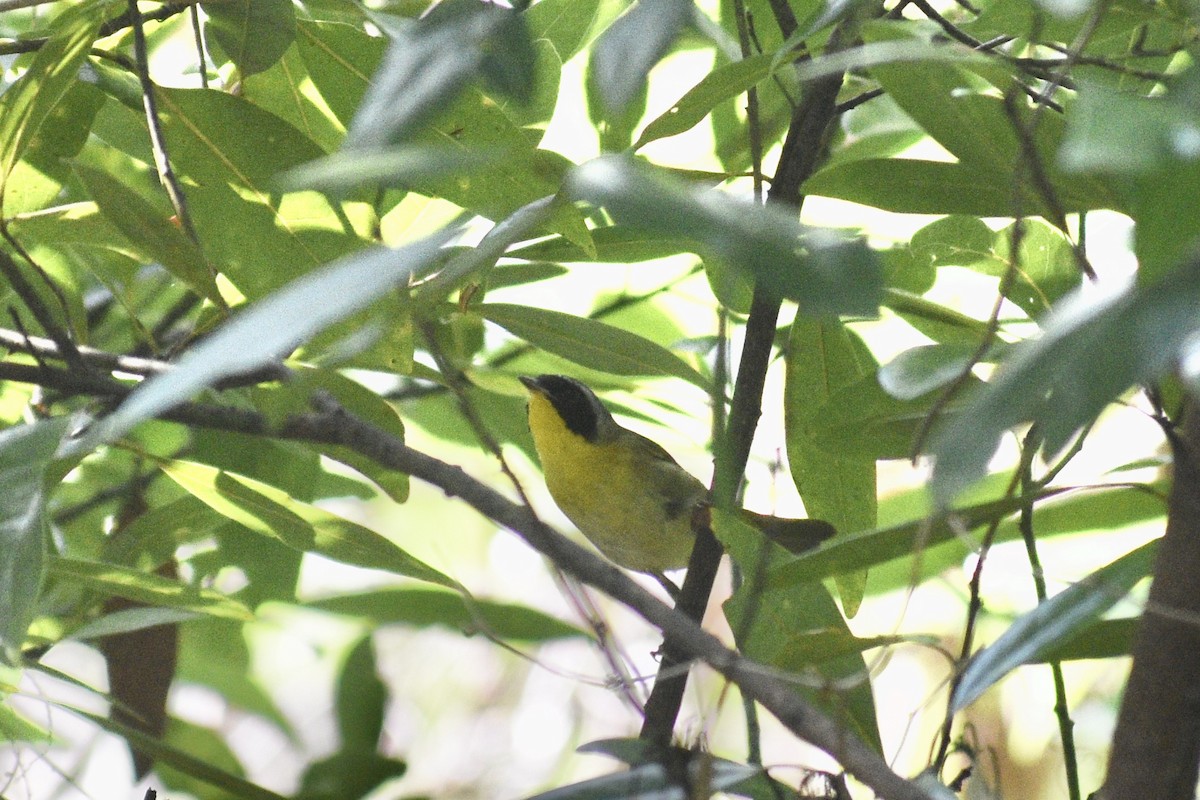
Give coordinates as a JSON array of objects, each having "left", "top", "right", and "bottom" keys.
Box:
[
  {"left": 1018, "top": 427, "right": 1082, "bottom": 800},
  {"left": 933, "top": 457, "right": 1025, "bottom": 770},
  {"left": 0, "top": 237, "right": 85, "bottom": 370},
  {"left": 189, "top": 3, "right": 209, "bottom": 89},
  {"left": 127, "top": 0, "right": 211, "bottom": 290},
  {"left": 0, "top": 325, "right": 287, "bottom": 387},
  {"left": 1001, "top": 92, "right": 1098, "bottom": 281},
  {"left": 0, "top": 1, "right": 200, "bottom": 55}
]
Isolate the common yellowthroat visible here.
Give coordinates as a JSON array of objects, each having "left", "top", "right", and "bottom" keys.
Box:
[{"left": 519, "top": 374, "right": 834, "bottom": 575}]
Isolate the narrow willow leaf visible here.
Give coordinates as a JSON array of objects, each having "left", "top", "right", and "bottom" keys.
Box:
[
  {"left": 0, "top": 417, "right": 70, "bottom": 658},
  {"left": 47, "top": 557, "right": 253, "bottom": 621},
  {"left": 878, "top": 344, "right": 981, "bottom": 401},
  {"left": 480, "top": 302, "right": 707, "bottom": 387},
  {"left": 634, "top": 53, "right": 774, "bottom": 149},
  {"left": 785, "top": 317, "right": 876, "bottom": 616},
  {"left": 0, "top": 704, "right": 55, "bottom": 744},
  {"left": 766, "top": 487, "right": 1068, "bottom": 589},
  {"left": 69, "top": 607, "right": 202, "bottom": 641},
  {"left": 568, "top": 156, "right": 882, "bottom": 315},
  {"left": 506, "top": 226, "right": 695, "bottom": 263},
  {"left": 336, "top": 636, "right": 386, "bottom": 750},
  {"left": 882, "top": 288, "right": 991, "bottom": 343},
  {"left": 0, "top": 5, "right": 100, "bottom": 186},
  {"left": 276, "top": 147, "right": 491, "bottom": 195},
  {"left": 78, "top": 232, "right": 451, "bottom": 449},
  {"left": 950, "top": 541, "right": 1157, "bottom": 712},
  {"left": 68, "top": 708, "right": 288, "bottom": 800},
  {"left": 589, "top": 0, "right": 691, "bottom": 114},
  {"left": 159, "top": 460, "right": 459, "bottom": 589},
  {"left": 1033, "top": 617, "right": 1137, "bottom": 662},
  {"left": 522, "top": 759, "right": 759, "bottom": 800},
  {"left": 306, "top": 587, "right": 587, "bottom": 641},
  {"left": 346, "top": 0, "right": 529, "bottom": 148},
  {"left": 73, "top": 163, "right": 221, "bottom": 304}
]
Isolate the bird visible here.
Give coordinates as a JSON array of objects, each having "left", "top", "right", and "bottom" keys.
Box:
[{"left": 519, "top": 374, "right": 834, "bottom": 577}]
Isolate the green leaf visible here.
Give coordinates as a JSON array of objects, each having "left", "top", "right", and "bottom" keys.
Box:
[
  {"left": 480, "top": 302, "right": 708, "bottom": 387},
  {"left": 263, "top": 367, "right": 411, "bottom": 503},
  {"left": 203, "top": 0, "right": 297, "bottom": 77},
  {"left": 765, "top": 487, "right": 1068, "bottom": 590},
  {"left": 150, "top": 87, "right": 328, "bottom": 188},
  {"left": 158, "top": 459, "right": 458, "bottom": 589},
  {"left": 69, "top": 607, "right": 202, "bottom": 641},
  {"left": 805, "top": 158, "right": 1019, "bottom": 217},
  {"left": 300, "top": 750, "right": 407, "bottom": 800},
  {"left": 882, "top": 288, "right": 992, "bottom": 344},
  {"left": 47, "top": 557, "right": 253, "bottom": 621},
  {"left": 1059, "top": 79, "right": 1197, "bottom": 177},
  {"left": 785, "top": 317, "right": 877, "bottom": 616},
  {"left": 587, "top": 51, "right": 649, "bottom": 151},
  {"left": 909, "top": 215, "right": 995, "bottom": 268},
  {"left": 589, "top": 0, "right": 691, "bottom": 114},
  {"left": 294, "top": 18, "right": 387, "bottom": 126},
  {"left": 800, "top": 373, "right": 976, "bottom": 460},
  {"left": 1128, "top": 158, "right": 1200, "bottom": 285},
  {"left": 950, "top": 541, "right": 1156, "bottom": 713},
  {"left": 522, "top": 758, "right": 760, "bottom": 800},
  {"left": 866, "top": 481, "right": 1165, "bottom": 594},
  {"left": 486, "top": 262, "right": 569, "bottom": 290},
  {"left": 157, "top": 717, "right": 248, "bottom": 800},
  {"left": 634, "top": 53, "right": 774, "bottom": 150},
  {"left": 78, "top": 232, "right": 451, "bottom": 449},
  {"left": 0, "top": 4, "right": 100, "bottom": 193},
  {"left": 526, "top": 0, "right": 602, "bottom": 64},
  {"left": 878, "top": 343, "right": 983, "bottom": 401},
  {"left": 567, "top": 156, "right": 883, "bottom": 315},
  {"left": 4, "top": 81, "right": 105, "bottom": 215},
  {"left": 0, "top": 703, "right": 55, "bottom": 744},
  {"left": 72, "top": 163, "right": 222, "bottom": 304},
  {"left": 345, "top": 0, "right": 531, "bottom": 147},
  {"left": 1033, "top": 616, "right": 1137, "bottom": 662},
  {"left": 305, "top": 587, "right": 587, "bottom": 641},
  {"left": 296, "top": 18, "right": 590, "bottom": 247},
  {"left": 336, "top": 636, "right": 386, "bottom": 750},
  {"left": 931, "top": 265, "right": 1200, "bottom": 504},
  {"left": 716, "top": 510, "right": 882, "bottom": 753},
  {"left": 69, "top": 707, "right": 289, "bottom": 800},
  {"left": 506, "top": 225, "right": 695, "bottom": 263},
  {"left": 90, "top": 87, "right": 372, "bottom": 297},
  {"left": 965, "top": 220, "right": 1082, "bottom": 318},
  {"left": 177, "top": 619, "right": 293, "bottom": 738},
  {"left": 0, "top": 417, "right": 70, "bottom": 658},
  {"left": 241, "top": 45, "right": 345, "bottom": 153},
  {"left": 276, "top": 147, "right": 492, "bottom": 195}
]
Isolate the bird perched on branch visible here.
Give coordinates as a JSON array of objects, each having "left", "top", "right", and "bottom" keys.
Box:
[{"left": 519, "top": 374, "right": 833, "bottom": 578}]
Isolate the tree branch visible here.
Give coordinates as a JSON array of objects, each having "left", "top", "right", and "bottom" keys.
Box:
[{"left": 0, "top": 357, "right": 929, "bottom": 798}]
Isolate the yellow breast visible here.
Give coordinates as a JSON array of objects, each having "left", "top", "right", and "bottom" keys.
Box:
[{"left": 526, "top": 392, "right": 700, "bottom": 573}]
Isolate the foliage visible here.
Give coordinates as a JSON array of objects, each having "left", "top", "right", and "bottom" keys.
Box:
[{"left": 0, "top": 0, "right": 1196, "bottom": 798}]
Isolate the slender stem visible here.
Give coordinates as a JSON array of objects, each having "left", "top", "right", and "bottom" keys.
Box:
[{"left": 1018, "top": 427, "right": 1081, "bottom": 800}]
